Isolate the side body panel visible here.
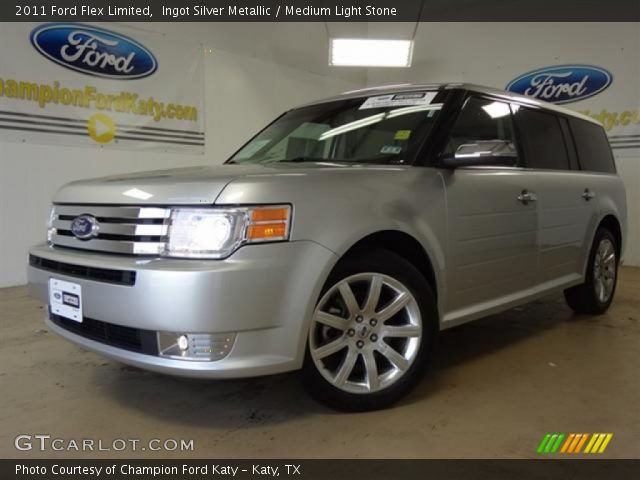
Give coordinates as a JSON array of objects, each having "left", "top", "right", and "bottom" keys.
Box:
[
  {"left": 531, "top": 170, "right": 597, "bottom": 286},
  {"left": 438, "top": 167, "right": 538, "bottom": 323},
  {"left": 585, "top": 173, "right": 628, "bottom": 266}
]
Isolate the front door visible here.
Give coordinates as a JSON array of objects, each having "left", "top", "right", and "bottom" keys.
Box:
[{"left": 439, "top": 96, "right": 538, "bottom": 324}]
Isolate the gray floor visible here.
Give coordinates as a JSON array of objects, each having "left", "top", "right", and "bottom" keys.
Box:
[{"left": 1, "top": 268, "right": 639, "bottom": 459}]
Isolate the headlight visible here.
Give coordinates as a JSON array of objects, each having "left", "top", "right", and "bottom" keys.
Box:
[{"left": 163, "top": 205, "right": 291, "bottom": 259}]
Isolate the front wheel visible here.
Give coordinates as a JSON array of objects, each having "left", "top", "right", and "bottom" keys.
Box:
[
  {"left": 302, "top": 250, "right": 437, "bottom": 411},
  {"left": 564, "top": 228, "right": 619, "bottom": 314}
]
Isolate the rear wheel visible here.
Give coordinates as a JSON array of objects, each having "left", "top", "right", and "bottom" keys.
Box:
[
  {"left": 303, "top": 250, "right": 437, "bottom": 411},
  {"left": 564, "top": 228, "right": 619, "bottom": 314}
]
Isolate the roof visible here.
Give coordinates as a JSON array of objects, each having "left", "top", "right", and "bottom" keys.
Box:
[{"left": 299, "top": 83, "right": 600, "bottom": 125}]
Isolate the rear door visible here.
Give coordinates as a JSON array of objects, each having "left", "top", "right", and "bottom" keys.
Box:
[
  {"left": 440, "top": 96, "right": 538, "bottom": 321},
  {"left": 513, "top": 106, "right": 597, "bottom": 286}
]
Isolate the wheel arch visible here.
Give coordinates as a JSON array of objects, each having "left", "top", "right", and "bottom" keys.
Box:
[
  {"left": 598, "top": 214, "right": 623, "bottom": 256},
  {"left": 336, "top": 230, "right": 439, "bottom": 301},
  {"left": 580, "top": 213, "right": 624, "bottom": 279}
]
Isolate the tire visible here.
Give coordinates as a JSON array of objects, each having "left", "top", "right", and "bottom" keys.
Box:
[
  {"left": 302, "top": 249, "right": 438, "bottom": 412},
  {"left": 564, "top": 228, "right": 619, "bottom": 315}
]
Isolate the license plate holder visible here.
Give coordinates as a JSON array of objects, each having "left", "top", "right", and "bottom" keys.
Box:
[{"left": 49, "top": 278, "right": 83, "bottom": 323}]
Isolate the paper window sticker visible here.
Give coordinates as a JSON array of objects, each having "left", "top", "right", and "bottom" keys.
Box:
[
  {"left": 359, "top": 91, "right": 437, "bottom": 110},
  {"left": 380, "top": 145, "right": 402, "bottom": 154},
  {"left": 394, "top": 130, "right": 412, "bottom": 140}
]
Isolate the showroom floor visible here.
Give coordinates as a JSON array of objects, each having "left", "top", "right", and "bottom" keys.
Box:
[{"left": 1, "top": 268, "right": 638, "bottom": 459}]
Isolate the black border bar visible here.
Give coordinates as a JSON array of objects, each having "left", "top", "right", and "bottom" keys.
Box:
[
  {"left": 4, "top": 459, "right": 640, "bottom": 480},
  {"left": 3, "top": 0, "right": 640, "bottom": 22}
]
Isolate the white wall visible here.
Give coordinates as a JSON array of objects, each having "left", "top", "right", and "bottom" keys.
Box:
[{"left": 0, "top": 24, "right": 362, "bottom": 287}]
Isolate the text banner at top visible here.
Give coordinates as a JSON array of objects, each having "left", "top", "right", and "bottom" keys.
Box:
[{"left": 3, "top": 0, "right": 640, "bottom": 22}]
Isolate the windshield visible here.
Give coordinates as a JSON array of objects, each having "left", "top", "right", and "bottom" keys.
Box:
[{"left": 228, "top": 90, "right": 446, "bottom": 165}]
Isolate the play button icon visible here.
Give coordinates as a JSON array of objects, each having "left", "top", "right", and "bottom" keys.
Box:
[{"left": 87, "top": 113, "right": 116, "bottom": 144}]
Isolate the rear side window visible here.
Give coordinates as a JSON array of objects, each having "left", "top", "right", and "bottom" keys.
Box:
[
  {"left": 568, "top": 118, "right": 616, "bottom": 173},
  {"left": 513, "top": 107, "right": 570, "bottom": 170}
]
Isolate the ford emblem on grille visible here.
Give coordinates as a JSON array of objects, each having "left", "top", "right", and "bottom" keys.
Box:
[{"left": 70, "top": 215, "right": 100, "bottom": 240}]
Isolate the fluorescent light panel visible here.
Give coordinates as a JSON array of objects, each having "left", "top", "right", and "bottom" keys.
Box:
[{"left": 330, "top": 39, "right": 413, "bottom": 67}]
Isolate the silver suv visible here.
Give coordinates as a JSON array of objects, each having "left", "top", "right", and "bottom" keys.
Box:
[{"left": 28, "top": 84, "right": 626, "bottom": 411}]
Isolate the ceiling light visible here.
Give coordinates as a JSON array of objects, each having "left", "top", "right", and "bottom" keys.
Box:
[{"left": 329, "top": 39, "right": 413, "bottom": 67}]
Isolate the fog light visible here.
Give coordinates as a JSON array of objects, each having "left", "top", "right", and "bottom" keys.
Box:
[
  {"left": 177, "top": 335, "right": 189, "bottom": 351},
  {"left": 157, "top": 332, "right": 236, "bottom": 361}
]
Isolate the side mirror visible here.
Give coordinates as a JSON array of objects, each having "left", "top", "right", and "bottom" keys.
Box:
[{"left": 441, "top": 140, "right": 518, "bottom": 168}]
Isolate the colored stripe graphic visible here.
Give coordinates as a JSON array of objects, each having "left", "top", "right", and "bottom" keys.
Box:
[
  {"left": 560, "top": 433, "right": 575, "bottom": 453},
  {"left": 537, "top": 433, "right": 565, "bottom": 453},
  {"left": 575, "top": 433, "right": 589, "bottom": 453},
  {"left": 539, "top": 433, "right": 613, "bottom": 454},
  {"left": 537, "top": 434, "right": 552, "bottom": 454},
  {"left": 550, "top": 434, "right": 565, "bottom": 453},
  {"left": 584, "top": 433, "right": 614, "bottom": 454}
]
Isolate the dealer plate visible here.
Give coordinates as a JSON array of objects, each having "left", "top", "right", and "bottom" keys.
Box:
[{"left": 49, "top": 278, "right": 83, "bottom": 323}]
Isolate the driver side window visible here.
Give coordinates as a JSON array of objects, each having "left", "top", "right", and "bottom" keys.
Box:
[{"left": 445, "top": 97, "right": 519, "bottom": 166}]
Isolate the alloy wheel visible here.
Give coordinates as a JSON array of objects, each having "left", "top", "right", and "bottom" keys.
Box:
[
  {"left": 309, "top": 273, "right": 422, "bottom": 394},
  {"left": 593, "top": 238, "right": 616, "bottom": 303}
]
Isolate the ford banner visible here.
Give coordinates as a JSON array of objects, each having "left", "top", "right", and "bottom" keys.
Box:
[
  {"left": 506, "top": 65, "right": 613, "bottom": 105},
  {"left": 0, "top": 23, "right": 204, "bottom": 153},
  {"left": 30, "top": 24, "right": 158, "bottom": 80}
]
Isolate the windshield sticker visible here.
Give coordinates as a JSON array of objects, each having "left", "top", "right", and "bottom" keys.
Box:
[
  {"left": 359, "top": 91, "right": 437, "bottom": 110},
  {"left": 394, "top": 130, "right": 412, "bottom": 140},
  {"left": 380, "top": 145, "right": 402, "bottom": 154}
]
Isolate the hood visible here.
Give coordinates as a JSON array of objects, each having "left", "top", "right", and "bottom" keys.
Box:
[{"left": 53, "top": 162, "right": 360, "bottom": 205}]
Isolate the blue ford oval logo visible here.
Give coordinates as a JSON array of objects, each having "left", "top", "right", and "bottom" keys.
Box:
[
  {"left": 30, "top": 23, "right": 157, "bottom": 80},
  {"left": 506, "top": 65, "right": 613, "bottom": 104},
  {"left": 70, "top": 215, "right": 100, "bottom": 240}
]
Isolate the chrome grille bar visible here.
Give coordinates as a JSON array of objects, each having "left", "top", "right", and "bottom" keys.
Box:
[
  {"left": 52, "top": 219, "right": 169, "bottom": 236},
  {"left": 50, "top": 205, "right": 171, "bottom": 255},
  {"left": 54, "top": 205, "right": 171, "bottom": 219}
]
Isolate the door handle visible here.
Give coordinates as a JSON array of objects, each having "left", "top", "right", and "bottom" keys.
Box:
[
  {"left": 582, "top": 188, "right": 596, "bottom": 201},
  {"left": 517, "top": 190, "right": 538, "bottom": 205}
]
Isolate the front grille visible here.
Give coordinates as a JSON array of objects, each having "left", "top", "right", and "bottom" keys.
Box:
[
  {"left": 50, "top": 312, "right": 158, "bottom": 355},
  {"left": 50, "top": 205, "right": 171, "bottom": 255},
  {"left": 29, "top": 255, "right": 136, "bottom": 286}
]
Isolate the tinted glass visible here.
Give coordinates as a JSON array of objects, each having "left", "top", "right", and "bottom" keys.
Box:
[
  {"left": 228, "top": 92, "right": 445, "bottom": 165},
  {"left": 444, "top": 97, "right": 518, "bottom": 166},
  {"left": 514, "top": 107, "right": 570, "bottom": 170},
  {"left": 568, "top": 117, "right": 616, "bottom": 173}
]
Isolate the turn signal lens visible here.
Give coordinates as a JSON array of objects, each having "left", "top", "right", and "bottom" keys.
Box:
[
  {"left": 250, "top": 207, "right": 289, "bottom": 222},
  {"left": 247, "top": 223, "right": 287, "bottom": 240},
  {"left": 246, "top": 206, "right": 291, "bottom": 242}
]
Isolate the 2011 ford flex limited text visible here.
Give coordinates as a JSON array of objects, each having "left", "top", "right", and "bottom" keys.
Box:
[{"left": 28, "top": 84, "right": 626, "bottom": 411}]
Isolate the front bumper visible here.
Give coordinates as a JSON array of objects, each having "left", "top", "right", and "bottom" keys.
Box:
[{"left": 28, "top": 241, "right": 338, "bottom": 378}]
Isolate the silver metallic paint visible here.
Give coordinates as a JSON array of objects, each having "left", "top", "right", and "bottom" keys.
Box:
[{"left": 27, "top": 84, "right": 627, "bottom": 378}]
